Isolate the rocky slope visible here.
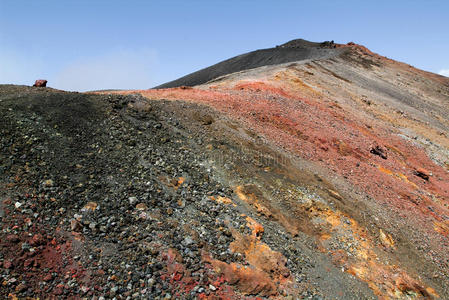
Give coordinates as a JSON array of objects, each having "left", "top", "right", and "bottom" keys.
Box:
[{"left": 1, "top": 40, "right": 449, "bottom": 299}]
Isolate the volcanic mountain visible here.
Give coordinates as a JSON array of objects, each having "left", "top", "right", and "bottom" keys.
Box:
[
  {"left": 1, "top": 39, "right": 449, "bottom": 299},
  {"left": 155, "top": 39, "right": 341, "bottom": 88}
]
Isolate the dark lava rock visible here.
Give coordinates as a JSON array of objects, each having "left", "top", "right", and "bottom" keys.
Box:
[{"left": 370, "top": 145, "right": 387, "bottom": 159}]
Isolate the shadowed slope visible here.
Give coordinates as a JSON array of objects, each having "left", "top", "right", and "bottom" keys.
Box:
[{"left": 155, "top": 39, "right": 344, "bottom": 88}]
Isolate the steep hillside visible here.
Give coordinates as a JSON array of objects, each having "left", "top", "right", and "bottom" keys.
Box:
[
  {"left": 1, "top": 41, "right": 449, "bottom": 299},
  {"left": 155, "top": 39, "right": 343, "bottom": 89}
]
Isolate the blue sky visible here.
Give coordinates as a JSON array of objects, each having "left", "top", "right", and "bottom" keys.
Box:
[{"left": 1, "top": 0, "right": 448, "bottom": 91}]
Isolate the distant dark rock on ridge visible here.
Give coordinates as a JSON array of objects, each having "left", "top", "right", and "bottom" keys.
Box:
[{"left": 33, "top": 80, "right": 47, "bottom": 87}]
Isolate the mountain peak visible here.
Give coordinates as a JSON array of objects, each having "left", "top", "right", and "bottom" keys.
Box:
[{"left": 277, "top": 38, "right": 336, "bottom": 49}]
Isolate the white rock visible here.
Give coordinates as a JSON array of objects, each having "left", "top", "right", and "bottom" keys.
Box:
[{"left": 129, "top": 196, "right": 138, "bottom": 205}]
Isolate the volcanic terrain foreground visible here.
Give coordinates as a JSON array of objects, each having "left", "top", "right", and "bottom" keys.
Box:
[{"left": 1, "top": 40, "right": 449, "bottom": 299}]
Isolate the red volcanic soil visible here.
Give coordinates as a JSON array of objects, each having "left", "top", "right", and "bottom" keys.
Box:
[
  {"left": 122, "top": 84, "right": 449, "bottom": 237},
  {"left": 0, "top": 198, "right": 90, "bottom": 297}
]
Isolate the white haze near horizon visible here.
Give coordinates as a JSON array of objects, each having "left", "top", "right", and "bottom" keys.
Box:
[
  {"left": 439, "top": 69, "right": 449, "bottom": 77},
  {"left": 0, "top": 47, "right": 160, "bottom": 92}
]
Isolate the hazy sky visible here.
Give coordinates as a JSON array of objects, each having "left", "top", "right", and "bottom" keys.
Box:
[{"left": 1, "top": 0, "right": 448, "bottom": 91}]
